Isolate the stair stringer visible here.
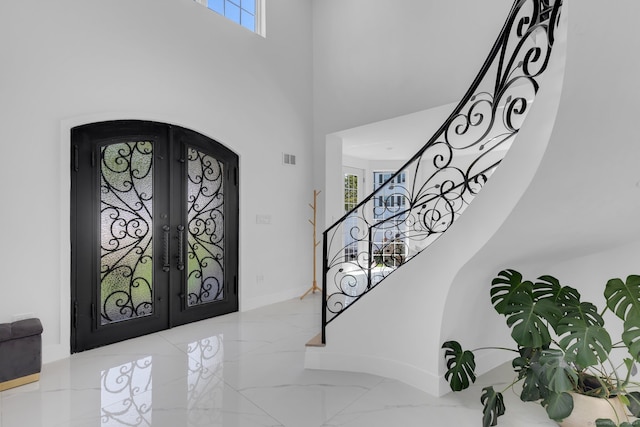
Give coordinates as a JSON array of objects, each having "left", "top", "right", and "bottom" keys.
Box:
[{"left": 304, "top": 2, "right": 568, "bottom": 397}]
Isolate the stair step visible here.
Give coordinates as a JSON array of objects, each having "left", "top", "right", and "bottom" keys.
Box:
[{"left": 305, "top": 333, "right": 325, "bottom": 347}]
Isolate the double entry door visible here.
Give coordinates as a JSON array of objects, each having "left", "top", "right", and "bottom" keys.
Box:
[{"left": 71, "top": 121, "right": 238, "bottom": 352}]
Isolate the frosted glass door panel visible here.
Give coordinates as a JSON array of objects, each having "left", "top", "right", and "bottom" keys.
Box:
[
  {"left": 186, "top": 148, "right": 225, "bottom": 307},
  {"left": 100, "top": 141, "right": 154, "bottom": 325}
]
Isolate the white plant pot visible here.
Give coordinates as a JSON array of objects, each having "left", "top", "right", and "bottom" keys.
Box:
[{"left": 558, "top": 392, "right": 630, "bottom": 427}]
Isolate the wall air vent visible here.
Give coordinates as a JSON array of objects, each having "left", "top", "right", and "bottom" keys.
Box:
[{"left": 283, "top": 153, "right": 296, "bottom": 165}]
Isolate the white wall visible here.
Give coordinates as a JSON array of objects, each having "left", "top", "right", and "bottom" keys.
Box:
[
  {"left": 546, "top": 241, "right": 640, "bottom": 304},
  {"left": 0, "top": 0, "right": 313, "bottom": 362}
]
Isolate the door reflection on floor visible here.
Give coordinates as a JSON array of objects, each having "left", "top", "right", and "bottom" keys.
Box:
[
  {"left": 187, "top": 335, "right": 224, "bottom": 425},
  {"left": 101, "top": 356, "right": 153, "bottom": 426},
  {"left": 99, "top": 335, "right": 224, "bottom": 426}
]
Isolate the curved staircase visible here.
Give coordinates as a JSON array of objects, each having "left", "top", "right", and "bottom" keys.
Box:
[{"left": 306, "top": 0, "right": 569, "bottom": 396}]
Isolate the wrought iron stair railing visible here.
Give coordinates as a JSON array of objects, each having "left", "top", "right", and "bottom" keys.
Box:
[{"left": 321, "top": 0, "right": 564, "bottom": 343}]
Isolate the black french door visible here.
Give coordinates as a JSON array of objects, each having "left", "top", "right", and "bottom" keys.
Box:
[{"left": 71, "top": 121, "right": 238, "bottom": 352}]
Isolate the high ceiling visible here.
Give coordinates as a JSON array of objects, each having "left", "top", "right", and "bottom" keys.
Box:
[{"left": 339, "top": 101, "right": 455, "bottom": 161}]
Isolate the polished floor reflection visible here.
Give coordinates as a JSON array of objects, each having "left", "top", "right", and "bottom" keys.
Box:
[{"left": 0, "top": 295, "right": 556, "bottom": 426}]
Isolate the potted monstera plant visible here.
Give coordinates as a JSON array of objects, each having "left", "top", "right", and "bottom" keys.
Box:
[{"left": 442, "top": 269, "right": 640, "bottom": 427}]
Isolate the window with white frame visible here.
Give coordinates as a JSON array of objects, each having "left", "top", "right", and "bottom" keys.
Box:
[
  {"left": 372, "top": 171, "right": 407, "bottom": 267},
  {"left": 343, "top": 172, "right": 360, "bottom": 262},
  {"left": 194, "top": 0, "right": 265, "bottom": 35}
]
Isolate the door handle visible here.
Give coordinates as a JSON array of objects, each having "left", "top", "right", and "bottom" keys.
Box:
[
  {"left": 177, "top": 225, "right": 185, "bottom": 271},
  {"left": 162, "top": 225, "right": 170, "bottom": 272}
]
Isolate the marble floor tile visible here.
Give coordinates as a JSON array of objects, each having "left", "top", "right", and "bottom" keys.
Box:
[{"left": 0, "top": 294, "right": 553, "bottom": 427}]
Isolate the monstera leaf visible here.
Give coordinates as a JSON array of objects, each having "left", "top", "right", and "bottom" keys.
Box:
[
  {"left": 481, "top": 386, "right": 505, "bottom": 427},
  {"left": 563, "top": 301, "right": 606, "bottom": 325},
  {"left": 532, "top": 275, "right": 562, "bottom": 298},
  {"left": 442, "top": 341, "right": 476, "bottom": 391},
  {"left": 624, "top": 391, "right": 640, "bottom": 418},
  {"left": 538, "top": 349, "right": 578, "bottom": 393},
  {"left": 542, "top": 391, "right": 573, "bottom": 421},
  {"left": 511, "top": 346, "right": 549, "bottom": 402},
  {"left": 623, "top": 310, "right": 640, "bottom": 362},
  {"left": 533, "top": 275, "right": 581, "bottom": 309},
  {"left": 625, "top": 391, "right": 640, "bottom": 417},
  {"left": 520, "top": 364, "right": 543, "bottom": 402},
  {"left": 605, "top": 275, "right": 640, "bottom": 321},
  {"left": 557, "top": 302, "right": 612, "bottom": 368},
  {"left": 504, "top": 293, "right": 561, "bottom": 348},
  {"left": 558, "top": 321, "right": 611, "bottom": 368},
  {"left": 516, "top": 358, "right": 547, "bottom": 402},
  {"left": 490, "top": 269, "right": 534, "bottom": 315}
]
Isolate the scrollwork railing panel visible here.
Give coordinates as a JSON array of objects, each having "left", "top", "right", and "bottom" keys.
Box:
[{"left": 323, "top": 0, "right": 563, "bottom": 332}]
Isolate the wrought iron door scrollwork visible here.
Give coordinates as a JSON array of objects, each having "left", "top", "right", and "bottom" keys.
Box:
[
  {"left": 100, "top": 141, "right": 154, "bottom": 325},
  {"left": 323, "top": 0, "right": 564, "bottom": 331},
  {"left": 186, "top": 148, "right": 225, "bottom": 307}
]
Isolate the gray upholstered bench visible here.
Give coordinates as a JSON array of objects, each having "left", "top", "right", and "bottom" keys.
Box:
[{"left": 0, "top": 318, "right": 43, "bottom": 391}]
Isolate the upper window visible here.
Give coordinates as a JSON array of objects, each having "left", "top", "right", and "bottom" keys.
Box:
[
  {"left": 372, "top": 171, "right": 408, "bottom": 267},
  {"left": 195, "top": 0, "right": 264, "bottom": 35},
  {"left": 373, "top": 172, "right": 406, "bottom": 218}
]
